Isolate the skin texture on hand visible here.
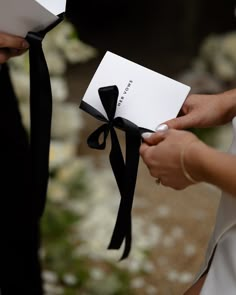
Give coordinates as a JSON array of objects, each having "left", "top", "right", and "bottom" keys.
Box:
[
  {"left": 164, "top": 91, "right": 236, "bottom": 130},
  {"left": 141, "top": 127, "right": 236, "bottom": 196},
  {"left": 0, "top": 32, "right": 29, "bottom": 64},
  {"left": 140, "top": 129, "right": 202, "bottom": 189}
]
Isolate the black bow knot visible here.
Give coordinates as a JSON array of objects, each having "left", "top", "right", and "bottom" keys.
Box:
[{"left": 81, "top": 85, "right": 141, "bottom": 259}]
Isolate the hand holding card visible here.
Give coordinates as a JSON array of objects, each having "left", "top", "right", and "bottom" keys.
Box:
[
  {"left": 81, "top": 51, "right": 190, "bottom": 131},
  {"left": 80, "top": 51, "right": 191, "bottom": 259}
]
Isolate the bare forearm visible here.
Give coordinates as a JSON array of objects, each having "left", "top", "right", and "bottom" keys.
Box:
[
  {"left": 219, "top": 88, "right": 236, "bottom": 124},
  {"left": 186, "top": 142, "right": 236, "bottom": 196}
]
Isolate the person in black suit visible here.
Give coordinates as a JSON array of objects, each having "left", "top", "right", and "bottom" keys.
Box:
[{"left": 0, "top": 32, "right": 43, "bottom": 294}]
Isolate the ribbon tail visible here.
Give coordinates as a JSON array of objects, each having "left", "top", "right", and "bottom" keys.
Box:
[
  {"left": 107, "top": 128, "right": 126, "bottom": 249},
  {"left": 108, "top": 127, "right": 141, "bottom": 260},
  {"left": 120, "top": 130, "right": 141, "bottom": 259},
  {"left": 27, "top": 34, "right": 52, "bottom": 218}
]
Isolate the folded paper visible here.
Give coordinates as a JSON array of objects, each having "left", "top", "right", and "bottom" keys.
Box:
[
  {"left": 81, "top": 51, "right": 191, "bottom": 132},
  {"left": 80, "top": 51, "right": 191, "bottom": 259},
  {"left": 0, "top": 0, "right": 66, "bottom": 37}
]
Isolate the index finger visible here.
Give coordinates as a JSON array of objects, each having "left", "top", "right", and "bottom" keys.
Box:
[{"left": 0, "top": 32, "right": 29, "bottom": 50}]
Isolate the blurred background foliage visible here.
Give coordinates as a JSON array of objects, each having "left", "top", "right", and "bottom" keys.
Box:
[
  {"left": 9, "top": 1, "right": 236, "bottom": 294},
  {"left": 66, "top": 0, "right": 236, "bottom": 148}
]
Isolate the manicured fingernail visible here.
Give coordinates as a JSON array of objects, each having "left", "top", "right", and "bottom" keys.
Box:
[
  {"left": 155, "top": 124, "right": 168, "bottom": 132},
  {"left": 22, "top": 40, "right": 29, "bottom": 49},
  {"left": 142, "top": 132, "right": 152, "bottom": 139}
]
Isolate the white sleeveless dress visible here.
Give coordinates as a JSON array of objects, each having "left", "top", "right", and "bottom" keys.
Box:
[{"left": 193, "top": 117, "right": 236, "bottom": 294}]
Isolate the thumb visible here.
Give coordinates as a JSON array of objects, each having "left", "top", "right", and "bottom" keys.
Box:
[{"left": 164, "top": 114, "right": 195, "bottom": 130}]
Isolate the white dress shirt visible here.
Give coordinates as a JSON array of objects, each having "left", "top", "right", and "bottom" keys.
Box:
[{"left": 193, "top": 117, "right": 236, "bottom": 293}]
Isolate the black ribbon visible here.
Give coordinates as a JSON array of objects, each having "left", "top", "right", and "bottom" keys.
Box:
[
  {"left": 26, "top": 15, "right": 64, "bottom": 218},
  {"left": 80, "top": 85, "right": 141, "bottom": 259}
]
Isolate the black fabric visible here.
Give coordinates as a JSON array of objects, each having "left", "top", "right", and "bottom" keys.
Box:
[
  {"left": 0, "top": 64, "right": 43, "bottom": 294},
  {"left": 0, "top": 14, "right": 64, "bottom": 295},
  {"left": 26, "top": 15, "right": 64, "bottom": 219},
  {"left": 80, "top": 86, "right": 141, "bottom": 259}
]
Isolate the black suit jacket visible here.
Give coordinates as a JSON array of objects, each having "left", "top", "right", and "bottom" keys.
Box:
[{"left": 0, "top": 64, "right": 43, "bottom": 294}]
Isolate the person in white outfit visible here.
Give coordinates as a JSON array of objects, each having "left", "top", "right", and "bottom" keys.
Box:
[{"left": 140, "top": 89, "right": 236, "bottom": 294}]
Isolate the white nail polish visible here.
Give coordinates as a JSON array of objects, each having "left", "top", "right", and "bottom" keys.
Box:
[
  {"left": 142, "top": 132, "right": 152, "bottom": 139},
  {"left": 155, "top": 124, "right": 168, "bottom": 132}
]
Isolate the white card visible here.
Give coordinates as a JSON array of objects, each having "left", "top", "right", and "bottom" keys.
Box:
[
  {"left": 0, "top": 0, "right": 66, "bottom": 37},
  {"left": 81, "top": 51, "right": 190, "bottom": 131}
]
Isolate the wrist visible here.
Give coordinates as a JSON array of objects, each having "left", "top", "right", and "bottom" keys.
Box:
[
  {"left": 218, "top": 90, "right": 236, "bottom": 123},
  {"left": 180, "top": 141, "right": 199, "bottom": 183},
  {"left": 183, "top": 140, "right": 210, "bottom": 183}
]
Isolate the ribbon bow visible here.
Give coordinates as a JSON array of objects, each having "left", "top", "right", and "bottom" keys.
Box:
[
  {"left": 26, "top": 15, "right": 64, "bottom": 218},
  {"left": 80, "top": 85, "right": 141, "bottom": 259}
]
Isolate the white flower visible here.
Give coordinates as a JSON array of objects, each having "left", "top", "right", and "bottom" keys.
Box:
[
  {"left": 45, "top": 50, "right": 66, "bottom": 75},
  {"left": 42, "top": 270, "right": 58, "bottom": 284},
  {"left": 51, "top": 102, "right": 84, "bottom": 140},
  {"left": 131, "top": 277, "right": 145, "bottom": 289},
  {"left": 10, "top": 71, "right": 29, "bottom": 102},
  {"left": 212, "top": 53, "right": 236, "bottom": 81},
  {"left": 19, "top": 102, "right": 30, "bottom": 131},
  {"left": 90, "top": 268, "right": 105, "bottom": 280},
  {"left": 221, "top": 32, "right": 236, "bottom": 64},
  {"left": 178, "top": 272, "right": 194, "bottom": 284},
  {"left": 199, "top": 34, "right": 220, "bottom": 62},
  {"left": 63, "top": 273, "right": 77, "bottom": 286},
  {"left": 214, "top": 123, "right": 233, "bottom": 151},
  {"left": 166, "top": 269, "right": 179, "bottom": 282},
  {"left": 155, "top": 205, "right": 171, "bottom": 218},
  {"left": 49, "top": 140, "right": 77, "bottom": 170},
  {"left": 8, "top": 52, "right": 29, "bottom": 72},
  {"left": 51, "top": 77, "right": 69, "bottom": 102},
  {"left": 184, "top": 244, "right": 197, "bottom": 257},
  {"left": 56, "top": 157, "right": 92, "bottom": 184},
  {"left": 43, "top": 283, "right": 64, "bottom": 295},
  {"left": 47, "top": 179, "right": 68, "bottom": 202},
  {"left": 46, "top": 22, "right": 76, "bottom": 50},
  {"left": 63, "top": 39, "right": 97, "bottom": 64}
]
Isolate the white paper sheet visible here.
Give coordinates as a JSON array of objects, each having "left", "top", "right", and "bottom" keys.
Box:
[
  {"left": 36, "top": 0, "right": 66, "bottom": 15},
  {"left": 81, "top": 51, "right": 191, "bottom": 131},
  {"left": 0, "top": 0, "right": 66, "bottom": 37}
]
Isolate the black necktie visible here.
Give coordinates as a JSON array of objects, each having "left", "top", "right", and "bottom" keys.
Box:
[{"left": 26, "top": 15, "right": 64, "bottom": 218}]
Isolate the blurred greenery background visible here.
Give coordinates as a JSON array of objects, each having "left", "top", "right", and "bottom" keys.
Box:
[{"left": 9, "top": 1, "right": 236, "bottom": 294}]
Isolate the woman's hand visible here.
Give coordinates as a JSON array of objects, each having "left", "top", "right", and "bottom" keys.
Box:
[
  {"left": 0, "top": 32, "right": 29, "bottom": 64},
  {"left": 140, "top": 129, "right": 204, "bottom": 190},
  {"left": 164, "top": 91, "right": 236, "bottom": 130}
]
